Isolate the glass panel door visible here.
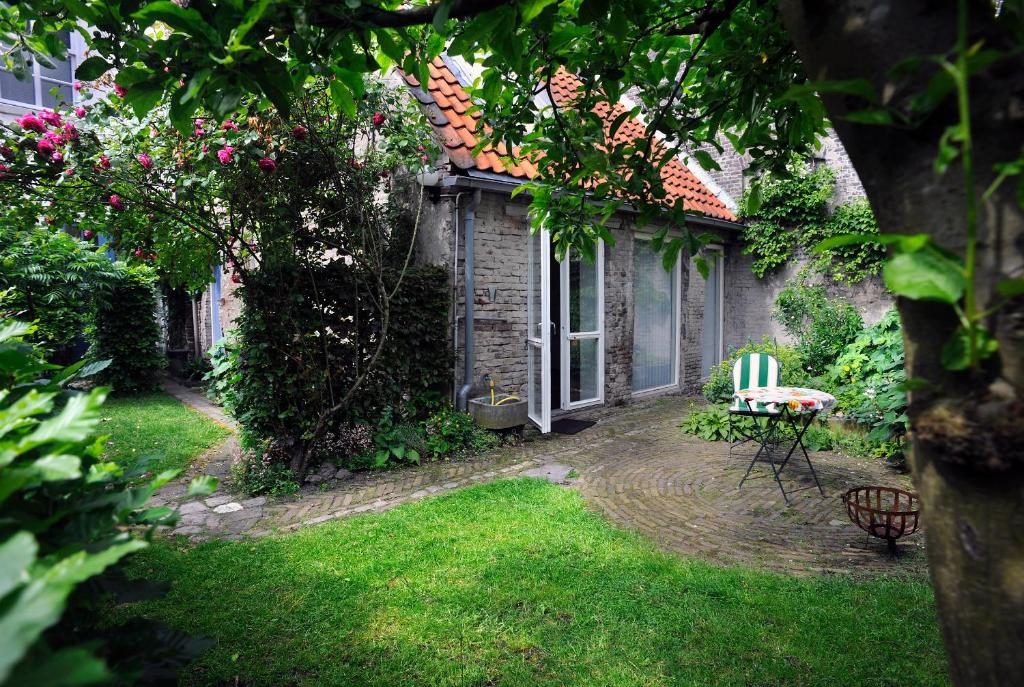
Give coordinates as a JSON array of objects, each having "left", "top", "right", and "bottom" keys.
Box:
[
  {"left": 527, "top": 226, "right": 551, "bottom": 432},
  {"left": 632, "top": 240, "right": 679, "bottom": 392},
  {"left": 560, "top": 242, "right": 604, "bottom": 408},
  {"left": 701, "top": 248, "right": 724, "bottom": 378}
]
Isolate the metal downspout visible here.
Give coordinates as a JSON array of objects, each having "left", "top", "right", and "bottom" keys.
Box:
[{"left": 456, "top": 189, "right": 481, "bottom": 410}]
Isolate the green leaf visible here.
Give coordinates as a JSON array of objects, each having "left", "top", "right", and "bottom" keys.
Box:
[
  {"left": 329, "top": 79, "right": 356, "bottom": 117},
  {"left": 782, "top": 79, "right": 877, "bottom": 103},
  {"left": 694, "top": 256, "right": 709, "bottom": 280},
  {"left": 690, "top": 149, "right": 721, "bottom": 172},
  {"left": 941, "top": 325, "right": 999, "bottom": 371},
  {"left": 521, "top": 0, "right": 558, "bottom": 22},
  {"left": 813, "top": 232, "right": 929, "bottom": 254},
  {"left": 187, "top": 475, "right": 219, "bottom": 498},
  {"left": 132, "top": 1, "right": 220, "bottom": 44},
  {"left": 996, "top": 278, "right": 1024, "bottom": 298},
  {"left": 5, "top": 647, "right": 109, "bottom": 687},
  {"left": 844, "top": 109, "right": 895, "bottom": 126},
  {"left": 0, "top": 532, "right": 36, "bottom": 599},
  {"left": 124, "top": 81, "right": 165, "bottom": 119},
  {"left": 250, "top": 57, "right": 293, "bottom": 117},
  {"left": 883, "top": 251, "right": 965, "bottom": 303},
  {"left": 74, "top": 56, "right": 110, "bottom": 81},
  {"left": 227, "top": 0, "right": 272, "bottom": 52}
]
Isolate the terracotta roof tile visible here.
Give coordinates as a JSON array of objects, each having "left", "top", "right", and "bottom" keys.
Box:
[{"left": 400, "top": 57, "right": 736, "bottom": 222}]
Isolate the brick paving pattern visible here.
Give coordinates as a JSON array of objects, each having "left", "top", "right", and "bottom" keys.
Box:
[{"left": 155, "top": 391, "right": 925, "bottom": 576}]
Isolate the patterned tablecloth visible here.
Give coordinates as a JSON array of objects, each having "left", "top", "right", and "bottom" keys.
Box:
[{"left": 735, "top": 386, "right": 837, "bottom": 413}]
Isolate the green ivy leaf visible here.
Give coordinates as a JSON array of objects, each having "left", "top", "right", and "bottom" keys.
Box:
[
  {"left": 74, "top": 56, "right": 110, "bottom": 81},
  {"left": 186, "top": 475, "right": 218, "bottom": 498},
  {"left": 883, "top": 250, "right": 964, "bottom": 303},
  {"left": 996, "top": 278, "right": 1024, "bottom": 298}
]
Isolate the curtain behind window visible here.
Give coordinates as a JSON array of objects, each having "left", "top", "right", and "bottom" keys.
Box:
[{"left": 632, "top": 241, "right": 677, "bottom": 391}]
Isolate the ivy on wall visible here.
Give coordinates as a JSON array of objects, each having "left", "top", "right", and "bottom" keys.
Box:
[{"left": 738, "top": 165, "right": 884, "bottom": 283}]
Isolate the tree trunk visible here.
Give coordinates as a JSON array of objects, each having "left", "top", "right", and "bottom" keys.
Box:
[{"left": 778, "top": 2, "right": 1024, "bottom": 684}]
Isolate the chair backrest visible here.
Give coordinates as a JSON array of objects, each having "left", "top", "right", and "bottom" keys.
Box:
[{"left": 731, "top": 353, "right": 781, "bottom": 412}]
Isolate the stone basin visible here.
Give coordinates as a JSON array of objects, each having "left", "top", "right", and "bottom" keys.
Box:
[{"left": 468, "top": 395, "right": 528, "bottom": 430}]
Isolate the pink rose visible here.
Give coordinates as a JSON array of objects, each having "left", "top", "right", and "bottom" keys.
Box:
[
  {"left": 292, "top": 125, "right": 307, "bottom": 140},
  {"left": 113, "top": 83, "right": 127, "bottom": 98},
  {"left": 137, "top": 153, "right": 153, "bottom": 170},
  {"left": 0, "top": 163, "right": 7, "bottom": 175},
  {"left": 51, "top": 151, "right": 63, "bottom": 162},
  {"left": 134, "top": 248, "right": 144, "bottom": 258},
  {"left": 202, "top": 144, "right": 209, "bottom": 153},
  {"left": 98, "top": 154, "right": 111, "bottom": 169},
  {"left": 74, "top": 81, "right": 83, "bottom": 91},
  {"left": 194, "top": 126, "right": 205, "bottom": 137},
  {"left": 37, "top": 139, "right": 55, "bottom": 157},
  {"left": 217, "top": 146, "right": 234, "bottom": 165},
  {"left": 221, "top": 120, "right": 239, "bottom": 132},
  {"left": 109, "top": 194, "right": 124, "bottom": 210},
  {"left": 150, "top": 127, "right": 159, "bottom": 137},
  {"left": 257, "top": 157, "right": 277, "bottom": 173},
  {"left": 39, "top": 110, "right": 62, "bottom": 127},
  {"left": 44, "top": 130, "right": 61, "bottom": 142},
  {"left": 64, "top": 167, "right": 74, "bottom": 176},
  {"left": 231, "top": 272, "right": 241, "bottom": 284},
  {"left": 62, "top": 122, "right": 78, "bottom": 140},
  {"left": 74, "top": 106, "right": 86, "bottom": 118},
  {"left": 82, "top": 229, "right": 94, "bottom": 239},
  {"left": 0, "top": 146, "right": 13, "bottom": 160},
  {"left": 372, "top": 112, "right": 385, "bottom": 128},
  {"left": 15, "top": 114, "right": 45, "bottom": 133}
]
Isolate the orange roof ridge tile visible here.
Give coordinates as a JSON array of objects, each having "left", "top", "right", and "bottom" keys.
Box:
[{"left": 399, "top": 57, "right": 736, "bottom": 222}]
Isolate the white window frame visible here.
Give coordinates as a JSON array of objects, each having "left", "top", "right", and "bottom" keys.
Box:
[
  {"left": 0, "top": 30, "right": 84, "bottom": 110},
  {"left": 559, "top": 240, "right": 605, "bottom": 411},
  {"left": 631, "top": 235, "right": 682, "bottom": 396}
]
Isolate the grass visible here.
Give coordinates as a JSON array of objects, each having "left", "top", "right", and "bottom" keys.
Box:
[
  {"left": 123, "top": 479, "right": 948, "bottom": 686},
  {"left": 99, "top": 392, "right": 231, "bottom": 474}
]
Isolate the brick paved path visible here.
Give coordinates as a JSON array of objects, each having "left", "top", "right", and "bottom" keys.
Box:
[{"left": 154, "top": 391, "right": 925, "bottom": 576}]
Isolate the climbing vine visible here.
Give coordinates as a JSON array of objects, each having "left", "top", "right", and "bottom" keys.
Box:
[{"left": 739, "top": 164, "right": 884, "bottom": 283}]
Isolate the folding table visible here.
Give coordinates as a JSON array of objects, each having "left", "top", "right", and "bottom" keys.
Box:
[{"left": 734, "top": 386, "right": 835, "bottom": 503}]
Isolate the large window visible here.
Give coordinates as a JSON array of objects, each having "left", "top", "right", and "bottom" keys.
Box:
[
  {"left": 700, "top": 247, "right": 724, "bottom": 378},
  {"left": 632, "top": 239, "right": 679, "bottom": 392},
  {"left": 0, "top": 30, "right": 78, "bottom": 109}
]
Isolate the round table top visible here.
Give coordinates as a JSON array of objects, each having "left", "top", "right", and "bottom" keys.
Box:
[{"left": 735, "top": 386, "right": 837, "bottom": 412}]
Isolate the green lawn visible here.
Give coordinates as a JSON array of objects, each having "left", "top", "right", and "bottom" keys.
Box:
[
  {"left": 99, "top": 392, "right": 231, "bottom": 474},
  {"left": 124, "top": 479, "right": 948, "bottom": 686}
]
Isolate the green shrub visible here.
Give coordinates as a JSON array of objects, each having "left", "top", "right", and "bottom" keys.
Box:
[
  {"left": 0, "top": 317, "right": 216, "bottom": 685},
  {"left": 827, "top": 309, "right": 908, "bottom": 464},
  {"left": 424, "top": 406, "right": 500, "bottom": 459},
  {"left": 87, "top": 264, "right": 165, "bottom": 393},
  {"left": 0, "top": 226, "right": 119, "bottom": 363},
  {"left": 702, "top": 338, "right": 819, "bottom": 404},
  {"left": 680, "top": 403, "right": 832, "bottom": 451},
  {"left": 773, "top": 277, "right": 862, "bottom": 376},
  {"left": 230, "top": 434, "right": 301, "bottom": 497}
]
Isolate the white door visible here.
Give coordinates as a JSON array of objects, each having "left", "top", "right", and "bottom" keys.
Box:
[
  {"left": 560, "top": 242, "right": 604, "bottom": 409},
  {"left": 526, "top": 226, "right": 552, "bottom": 432}
]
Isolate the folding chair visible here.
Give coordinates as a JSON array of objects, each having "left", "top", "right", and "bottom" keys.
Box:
[{"left": 727, "top": 353, "right": 782, "bottom": 458}]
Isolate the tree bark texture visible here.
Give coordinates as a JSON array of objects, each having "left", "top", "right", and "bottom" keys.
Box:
[{"left": 778, "top": 2, "right": 1024, "bottom": 685}]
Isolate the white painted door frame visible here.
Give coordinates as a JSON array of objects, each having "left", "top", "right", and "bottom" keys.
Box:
[
  {"left": 559, "top": 241, "right": 605, "bottom": 410},
  {"left": 526, "top": 226, "right": 552, "bottom": 433}
]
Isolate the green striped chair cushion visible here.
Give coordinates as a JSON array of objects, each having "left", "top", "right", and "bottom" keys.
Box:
[{"left": 730, "top": 353, "right": 781, "bottom": 415}]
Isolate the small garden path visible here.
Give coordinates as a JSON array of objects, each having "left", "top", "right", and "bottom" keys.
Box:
[{"left": 153, "top": 389, "right": 925, "bottom": 577}]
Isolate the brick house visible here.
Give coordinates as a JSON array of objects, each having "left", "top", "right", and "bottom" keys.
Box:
[
  {"left": 195, "top": 54, "right": 887, "bottom": 434},
  {"left": 397, "top": 56, "right": 744, "bottom": 432}
]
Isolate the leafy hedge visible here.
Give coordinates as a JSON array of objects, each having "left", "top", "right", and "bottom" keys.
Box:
[
  {"left": 87, "top": 264, "right": 165, "bottom": 393},
  {"left": 213, "top": 263, "right": 452, "bottom": 481},
  {"left": 773, "top": 276, "right": 863, "bottom": 376},
  {"left": 0, "top": 226, "right": 119, "bottom": 363}
]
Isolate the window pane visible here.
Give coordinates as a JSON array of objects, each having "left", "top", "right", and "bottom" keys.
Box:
[
  {"left": 0, "top": 69, "right": 35, "bottom": 104},
  {"left": 41, "top": 81, "right": 72, "bottom": 109},
  {"left": 700, "top": 251, "right": 723, "bottom": 377},
  {"left": 569, "top": 337, "right": 599, "bottom": 402},
  {"left": 632, "top": 240, "right": 677, "bottom": 391},
  {"left": 568, "top": 249, "right": 598, "bottom": 332},
  {"left": 38, "top": 31, "right": 72, "bottom": 82}
]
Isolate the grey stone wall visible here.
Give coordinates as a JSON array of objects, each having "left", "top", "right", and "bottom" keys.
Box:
[{"left": 722, "top": 246, "right": 893, "bottom": 354}]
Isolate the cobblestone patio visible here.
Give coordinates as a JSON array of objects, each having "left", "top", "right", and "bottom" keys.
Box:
[{"left": 154, "top": 385, "right": 926, "bottom": 576}]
